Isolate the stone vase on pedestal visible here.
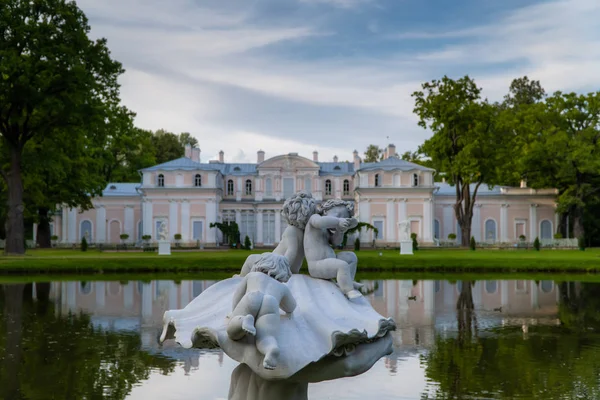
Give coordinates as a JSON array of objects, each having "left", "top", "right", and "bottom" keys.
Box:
[
  {"left": 158, "top": 240, "right": 171, "bottom": 255},
  {"left": 400, "top": 240, "right": 413, "bottom": 255}
]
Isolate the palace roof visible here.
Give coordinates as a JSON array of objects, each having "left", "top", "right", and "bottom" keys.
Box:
[{"left": 359, "top": 157, "right": 434, "bottom": 172}]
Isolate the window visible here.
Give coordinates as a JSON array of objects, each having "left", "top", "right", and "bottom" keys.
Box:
[
  {"left": 263, "top": 212, "right": 276, "bottom": 245},
  {"left": 434, "top": 220, "right": 440, "bottom": 239},
  {"left": 540, "top": 220, "right": 552, "bottom": 240},
  {"left": 233, "top": 167, "right": 241, "bottom": 172},
  {"left": 157, "top": 174, "right": 165, "bottom": 187},
  {"left": 80, "top": 220, "right": 92, "bottom": 242},
  {"left": 283, "top": 178, "right": 294, "bottom": 199},
  {"left": 240, "top": 212, "right": 255, "bottom": 243},
  {"left": 325, "top": 179, "right": 332, "bottom": 196},
  {"left": 343, "top": 179, "right": 350, "bottom": 196},
  {"left": 413, "top": 173, "right": 419, "bottom": 187},
  {"left": 485, "top": 280, "right": 498, "bottom": 294},
  {"left": 541, "top": 280, "right": 553, "bottom": 293},
  {"left": 265, "top": 178, "right": 273, "bottom": 196},
  {"left": 195, "top": 174, "right": 202, "bottom": 187},
  {"left": 334, "top": 166, "right": 341, "bottom": 170},
  {"left": 373, "top": 220, "right": 383, "bottom": 240},
  {"left": 227, "top": 180, "right": 234, "bottom": 195},
  {"left": 80, "top": 282, "right": 92, "bottom": 295},
  {"left": 193, "top": 221, "right": 203, "bottom": 240},
  {"left": 485, "top": 219, "right": 497, "bottom": 241},
  {"left": 245, "top": 179, "right": 252, "bottom": 195},
  {"left": 109, "top": 185, "right": 117, "bottom": 190},
  {"left": 304, "top": 177, "right": 312, "bottom": 194}
]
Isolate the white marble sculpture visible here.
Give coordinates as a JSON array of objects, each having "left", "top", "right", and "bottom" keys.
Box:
[
  {"left": 304, "top": 199, "right": 362, "bottom": 299},
  {"left": 160, "top": 191, "right": 396, "bottom": 381},
  {"left": 398, "top": 220, "right": 411, "bottom": 241},
  {"left": 239, "top": 191, "right": 316, "bottom": 276},
  {"left": 158, "top": 221, "right": 171, "bottom": 255},
  {"left": 158, "top": 221, "right": 169, "bottom": 241},
  {"left": 227, "top": 253, "right": 296, "bottom": 370}
]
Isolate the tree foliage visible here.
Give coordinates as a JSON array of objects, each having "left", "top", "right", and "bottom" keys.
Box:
[{"left": 363, "top": 144, "right": 383, "bottom": 163}]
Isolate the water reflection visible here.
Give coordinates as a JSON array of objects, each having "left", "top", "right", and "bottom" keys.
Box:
[{"left": 2, "top": 279, "right": 600, "bottom": 399}]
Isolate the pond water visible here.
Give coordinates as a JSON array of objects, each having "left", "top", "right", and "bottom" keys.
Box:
[{"left": 0, "top": 278, "right": 599, "bottom": 399}]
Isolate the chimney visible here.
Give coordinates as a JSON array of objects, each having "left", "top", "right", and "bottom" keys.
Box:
[
  {"left": 520, "top": 179, "right": 527, "bottom": 188},
  {"left": 313, "top": 151, "right": 318, "bottom": 162},
  {"left": 333, "top": 155, "right": 338, "bottom": 163},
  {"left": 184, "top": 143, "right": 192, "bottom": 159},
  {"left": 191, "top": 147, "right": 201, "bottom": 163},
  {"left": 353, "top": 150, "right": 361, "bottom": 171},
  {"left": 387, "top": 144, "right": 396, "bottom": 159},
  {"left": 219, "top": 150, "right": 224, "bottom": 163},
  {"left": 257, "top": 150, "right": 265, "bottom": 164}
]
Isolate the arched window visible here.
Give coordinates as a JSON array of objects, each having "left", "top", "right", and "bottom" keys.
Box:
[
  {"left": 265, "top": 178, "right": 273, "bottom": 196},
  {"left": 195, "top": 174, "right": 202, "bottom": 187},
  {"left": 485, "top": 280, "right": 497, "bottom": 294},
  {"left": 157, "top": 174, "right": 165, "bottom": 187},
  {"left": 325, "top": 179, "right": 332, "bottom": 196},
  {"left": 245, "top": 179, "right": 252, "bottom": 195},
  {"left": 540, "top": 220, "right": 552, "bottom": 239},
  {"left": 80, "top": 281, "right": 92, "bottom": 295},
  {"left": 374, "top": 174, "right": 380, "bottom": 187},
  {"left": 413, "top": 173, "right": 419, "bottom": 187},
  {"left": 80, "top": 220, "right": 92, "bottom": 242},
  {"left": 541, "top": 280, "right": 553, "bottom": 293},
  {"left": 485, "top": 219, "right": 497, "bottom": 241},
  {"left": 227, "top": 180, "right": 234, "bottom": 195},
  {"left": 434, "top": 220, "right": 440, "bottom": 239},
  {"left": 343, "top": 179, "right": 350, "bottom": 196}
]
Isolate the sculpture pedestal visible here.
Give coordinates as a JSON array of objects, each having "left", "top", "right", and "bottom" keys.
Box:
[
  {"left": 399, "top": 240, "right": 413, "bottom": 255},
  {"left": 158, "top": 241, "right": 171, "bottom": 255}
]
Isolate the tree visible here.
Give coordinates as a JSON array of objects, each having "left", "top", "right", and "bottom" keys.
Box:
[
  {"left": 413, "top": 76, "right": 502, "bottom": 246},
  {"left": 0, "top": 0, "right": 123, "bottom": 254},
  {"left": 179, "top": 132, "right": 198, "bottom": 149},
  {"left": 151, "top": 129, "right": 185, "bottom": 164},
  {"left": 363, "top": 145, "right": 383, "bottom": 163}
]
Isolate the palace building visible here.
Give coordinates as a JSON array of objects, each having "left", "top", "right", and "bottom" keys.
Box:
[{"left": 38, "top": 144, "right": 559, "bottom": 247}]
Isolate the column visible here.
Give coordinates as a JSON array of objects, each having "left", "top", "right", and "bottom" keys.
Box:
[
  {"left": 335, "top": 178, "right": 341, "bottom": 199},
  {"left": 96, "top": 206, "right": 106, "bottom": 243},
  {"left": 169, "top": 200, "right": 178, "bottom": 240},
  {"left": 256, "top": 210, "right": 264, "bottom": 244},
  {"left": 423, "top": 198, "right": 433, "bottom": 242},
  {"left": 61, "top": 207, "right": 68, "bottom": 243},
  {"left": 501, "top": 280, "right": 509, "bottom": 309},
  {"left": 423, "top": 280, "right": 435, "bottom": 325},
  {"left": 529, "top": 204, "right": 538, "bottom": 240},
  {"left": 386, "top": 199, "right": 395, "bottom": 243},
  {"left": 275, "top": 211, "right": 281, "bottom": 244},
  {"left": 554, "top": 209, "right": 559, "bottom": 236},
  {"left": 124, "top": 205, "right": 134, "bottom": 241},
  {"left": 206, "top": 199, "right": 217, "bottom": 244},
  {"left": 500, "top": 204, "right": 509, "bottom": 242},
  {"left": 143, "top": 200, "right": 153, "bottom": 237},
  {"left": 68, "top": 208, "right": 77, "bottom": 243},
  {"left": 181, "top": 200, "right": 190, "bottom": 242},
  {"left": 169, "top": 281, "right": 178, "bottom": 310},
  {"left": 235, "top": 209, "right": 242, "bottom": 227},
  {"left": 472, "top": 204, "right": 482, "bottom": 242},
  {"left": 95, "top": 282, "right": 105, "bottom": 308},
  {"left": 236, "top": 177, "right": 242, "bottom": 201}
]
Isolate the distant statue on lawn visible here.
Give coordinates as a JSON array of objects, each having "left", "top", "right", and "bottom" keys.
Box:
[
  {"left": 227, "top": 253, "right": 296, "bottom": 370},
  {"left": 304, "top": 199, "right": 362, "bottom": 299},
  {"left": 398, "top": 220, "right": 411, "bottom": 241},
  {"left": 239, "top": 191, "right": 316, "bottom": 276},
  {"left": 158, "top": 221, "right": 168, "bottom": 241}
]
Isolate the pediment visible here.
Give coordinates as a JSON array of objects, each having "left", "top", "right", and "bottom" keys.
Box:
[{"left": 258, "top": 154, "right": 319, "bottom": 171}]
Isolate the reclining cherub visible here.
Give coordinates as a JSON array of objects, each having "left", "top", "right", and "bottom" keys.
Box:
[
  {"left": 239, "top": 191, "right": 316, "bottom": 276},
  {"left": 227, "top": 253, "right": 297, "bottom": 370},
  {"left": 304, "top": 199, "right": 362, "bottom": 299}
]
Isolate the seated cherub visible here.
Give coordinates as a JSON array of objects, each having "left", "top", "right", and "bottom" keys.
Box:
[
  {"left": 238, "top": 191, "right": 316, "bottom": 276},
  {"left": 227, "top": 253, "right": 297, "bottom": 370},
  {"left": 304, "top": 199, "right": 362, "bottom": 299}
]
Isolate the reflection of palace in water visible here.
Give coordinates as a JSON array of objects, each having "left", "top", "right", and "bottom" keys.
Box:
[{"left": 40, "top": 279, "right": 561, "bottom": 374}]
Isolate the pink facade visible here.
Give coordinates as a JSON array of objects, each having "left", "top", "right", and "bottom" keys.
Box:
[{"left": 39, "top": 144, "right": 559, "bottom": 246}]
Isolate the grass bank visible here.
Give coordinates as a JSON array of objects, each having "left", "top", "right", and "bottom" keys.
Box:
[{"left": 0, "top": 247, "right": 599, "bottom": 275}]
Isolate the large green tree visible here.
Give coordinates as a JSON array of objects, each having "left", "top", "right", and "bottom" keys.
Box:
[
  {"left": 363, "top": 144, "right": 383, "bottom": 163},
  {"left": 152, "top": 129, "right": 185, "bottom": 164},
  {"left": 413, "top": 76, "right": 502, "bottom": 246},
  {"left": 0, "top": 0, "right": 123, "bottom": 254}
]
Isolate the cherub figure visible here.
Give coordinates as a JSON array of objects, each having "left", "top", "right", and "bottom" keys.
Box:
[
  {"left": 239, "top": 191, "right": 316, "bottom": 276},
  {"left": 304, "top": 199, "right": 362, "bottom": 299},
  {"left": 227, "top": 253, "right": 297, "bottom": 370}
]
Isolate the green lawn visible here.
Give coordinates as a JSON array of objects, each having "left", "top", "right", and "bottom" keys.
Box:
[{"left": 0, "top": 247, "right": 598, "bottom": 276}]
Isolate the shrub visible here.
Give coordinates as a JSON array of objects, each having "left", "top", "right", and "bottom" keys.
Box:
[
  {"left": 470, "top": 236, "right": 476, "bottom": 251},
  {"left": 519, "top": 234, "right": 526, "bottom": 241},
  {"left": 554, "top": 232, "right": 563, "bottom": 239},
  {"left": 120, "top": 233, "right": 129, "bottom": 241},
  {"left": 81, "top": 236, "right": 88, "bottom": 252},
  {"left": 533, "top": 237, "right": 540, "bottom": 251},
  {"left": 448, "top": 233, "right": 457, "bottom": 240},
  {"left": 142, "top": 235, "right": 151, "bottom": 241},
  {"left": 578, "top": 236, "right": 586, "bottom": 251},
  {"left": 51, "top": 235, "right": 59, "bottom": 241},
  {"left": 244, "top": 235, "right": 252, "bottom": 250},
  {"left": 174, "top": 233, "right": 182, "bottom": 240},
  {"left": 354, "top": 237, "right": 360, "bottom": 251},
  {"left": 411, "top": 232, "right": 419, "bottom": 251}
]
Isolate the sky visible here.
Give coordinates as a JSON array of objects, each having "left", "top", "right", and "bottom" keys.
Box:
[{"left": 75, "top": 0, "right": 600, "bottom": 164}]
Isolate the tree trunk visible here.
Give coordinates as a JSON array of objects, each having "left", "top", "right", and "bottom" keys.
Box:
[
  {"left": 572, "top": 207, "right": 585, "bottom": 240},
  {"left": 5, "top": 151, "right": 25, "bottom": 254},
  {"left": 453, "top": 181, "right": 476, "bottom": 247},
  {"left": 36, "top": 207, "right": 52, "bottom": 248},
  {"left": 1, "top": 284, "right": 25, "bottom": 399}
]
